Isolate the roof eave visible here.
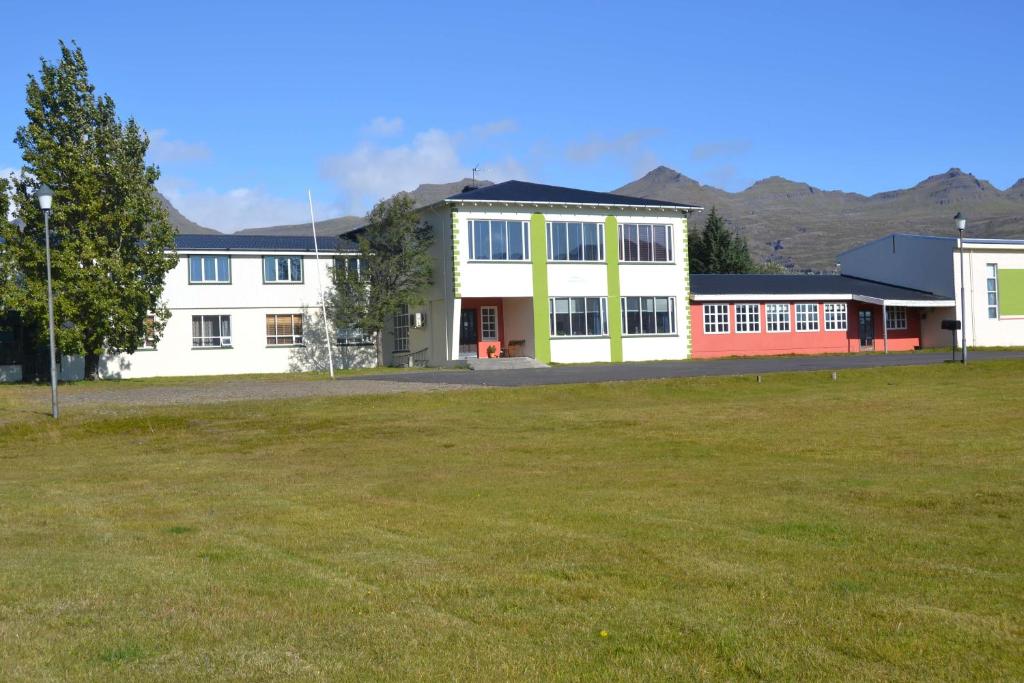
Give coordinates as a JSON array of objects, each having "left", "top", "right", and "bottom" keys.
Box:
[{"left": 444, "top": 198, "right": 703, "bottom": 212}]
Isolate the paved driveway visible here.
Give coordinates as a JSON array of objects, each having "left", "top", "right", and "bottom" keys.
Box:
[{"left": 349, "top": 351, "right": 1024, "bottom": 388}]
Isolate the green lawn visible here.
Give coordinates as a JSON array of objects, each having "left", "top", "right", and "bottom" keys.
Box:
[{"left": 1, "top": 363, "right": 1022, "bottom": 680}]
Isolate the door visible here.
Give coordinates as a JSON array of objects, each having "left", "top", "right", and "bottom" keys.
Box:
[
  {"left": 459, "top": 309, "right": 478, "bottom": 358},
  {"left": 858, "top": 309, "right": 874, "bottom": 350}
]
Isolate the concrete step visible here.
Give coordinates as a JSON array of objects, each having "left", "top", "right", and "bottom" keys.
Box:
[{"left": 465, "top": 357, "right": 549, "bottom": 371}]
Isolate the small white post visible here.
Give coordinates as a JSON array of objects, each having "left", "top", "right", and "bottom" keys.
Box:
[{"left": 308, "top": 190, "right": 335, "bottom": 379}]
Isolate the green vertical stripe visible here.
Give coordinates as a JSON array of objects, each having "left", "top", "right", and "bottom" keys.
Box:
[
  {"left": 530, "top": 213, "right": 550, "bottom": 363},
  {"left": 605, "top": 216, "right": 623, "bottom": 363}
]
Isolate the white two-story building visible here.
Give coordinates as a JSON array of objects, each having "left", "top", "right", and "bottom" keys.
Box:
[{"left": 386, "top": 180, "right": 701, "bottom": 366}]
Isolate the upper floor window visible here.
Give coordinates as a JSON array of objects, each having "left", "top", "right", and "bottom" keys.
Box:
[
  {"left": 622, "top": 296, "right": 676, "bottom": 335},
  {"left": 886, "top": 306, "right": 908, "bottom": 330},
  {"left": 549, "top": 297, "right": 607, "bottom": 337},
  {"left": 264, "top": 256, "right": 303, "bottom": 283},
  {"left": 470, "top": 220, "right": 530, "bottom": 261},
  {"left": 189, "top": 255, "right": 230, "bottom": 283},
  {"left": 824, "top": 303, "right": 848, "bottom": 331},
  {"left": 765, "top": 303, "right": 790, "bottom": 332},
  {"left": 703, "top": 304, "right": 729, "bottom": 334},
  {"left": 986, "top": 264, "right": 998, "bottom": 319},
  {"left": 619, "top": 224, "right": 673, "bottom": 262},
  {"left": 735, "top": 303, "right": 760, "bottom": 333},
  {"left": 336, "top": 256, "right": 365, "bottom": 279},
  {"left": 547, "top": 222, "right": 604, "bottom": 262},
  {"left": 795, "top": 303, "right": 819, "bottom": 331}
]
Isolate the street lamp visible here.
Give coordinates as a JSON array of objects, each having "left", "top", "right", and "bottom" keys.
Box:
[
  {"left": 36, "top": 183, "right": 59, "bottom": 418},
  {"left": 955, "top": 211, "right": 967, "bottom": 365}
]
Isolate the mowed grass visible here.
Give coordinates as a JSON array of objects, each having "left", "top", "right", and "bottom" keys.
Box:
[{"left": 1, "top": 363, "right": 1022, "bottom": 680}]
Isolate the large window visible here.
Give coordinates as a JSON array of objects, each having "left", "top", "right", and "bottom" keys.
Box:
[
  {"left": 795, "top": 303, "right": 819, "bottom": 332},
  {"left": 765, "top": 303, "right": 790, "bottom": 332},
  {"left": 337, "top": 327, "right": 373, "bottom": 346},
  {"left": 192, "top": 315, "right": 231, "bottom": 347},
  {"left": 264, "top": 256, "right": 303, "bottom": 283},
  {"left": 471, "top": 220, "right": 529, "bottom": 261},
  {"left": 703, "top": 304, "right": 729, "bottom": 334},
  {"left": 622, "top": 296, "right": 676, "bottom": 335},
  {"left": 266, "top": 314, "right": 303, "bottom": 346},
  {"left": 619, "top": 224, "right": 673, "bottom": 262},
  {"left": 547, "top": 222, "right": 604, "bottom": 261},
  {"left": 824, "top": 303, "right": 848, "bottom": 331},
  {"left": 987, "top": 264, "right": 999, "bottom": 319},
  {"left": 886, "top": 306, "right": 908, "bottom": 330},
  {"left": 336, "top": 256, "right": 365, "bottom": 279},
  {"left": 549, "top": 297, "right": 607, "bottom": 337},
  {"left": 735, "top": 303, "right": 760, "bottom": 333},
  {"left": 189, "top": 255, "right": 230, "bottom": 283},
  {"left": 393, "top": 305, "right": 410, "bottom": 352}
]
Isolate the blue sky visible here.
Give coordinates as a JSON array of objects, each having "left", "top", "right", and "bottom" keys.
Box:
[{"left": 2, "top": 0, "right": 1022, "bottom": 231}]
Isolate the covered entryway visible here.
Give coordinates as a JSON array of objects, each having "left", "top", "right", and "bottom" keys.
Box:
[
  {"left": 858, "top": 309, "right": 874, "bottom": 351},
  {"left": 457, "top": 297, "right": 535, "bottom": 359}
]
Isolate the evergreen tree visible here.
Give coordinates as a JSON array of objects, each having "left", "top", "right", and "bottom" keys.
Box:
[
  {"left": 330, "top": 193, "right": 434, "bottom": 367},
  {"left": 688, "top": 206, "right": 756, "bottom": 274},
  {"left": 1, "top": 42, "right": 176, "bottom": 379}
]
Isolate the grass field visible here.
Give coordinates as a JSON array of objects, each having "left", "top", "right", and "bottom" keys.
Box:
[{"left": 1, "top": 362, "right": 1023, "bottom": 680}]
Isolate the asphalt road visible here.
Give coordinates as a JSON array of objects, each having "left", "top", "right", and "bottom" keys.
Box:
[{"left": 349, "top": 351, "right": 1024, "bottom": 388}]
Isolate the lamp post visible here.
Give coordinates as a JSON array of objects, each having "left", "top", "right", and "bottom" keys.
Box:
[
  {"left": 955, "top": 212, "right": 967, "bottom": 365},
  {"left": 36, "top": 184, "right": 59, "bottom": 418}
]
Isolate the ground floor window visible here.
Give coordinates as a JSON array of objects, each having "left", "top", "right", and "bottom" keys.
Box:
[
  {"left": 824, "top": 303, "right": 847, "bottom": 331},
  {"left": 795, "top": 303, "right": 819, "bottom": 332},
  {"left": 140, "top": 316, "right": 157, "bottom": 349},
  {"left": 765, "top": 303, "right": 790, "bottom": 332},
  {"left": 622, "top": 296, "right": 676, "bottom": 335},
  {"left": 481, "top": 306, "right": 499, "bottom": 340},
  {"left": 987, "top": 264, "right": 999, "bottom": 319},
  {"left": 192, "top": 315, "right": 231, "bottom": 348},
  {"left": 886, "top": 306, "right": 908, "bottom": 330},
  {"left": 703, "top": 304, "right": 729, "bottom": 334},
  {"left": 549, "top": 297, "right": 607, "bottom": 337},
  {"left": 734, "top": 303, "right": 760, "bottom": 333},
  {"left": 337, "top": 327, "right": 373, "bottom": 346},
  {"left": 394, "top": 305, "right": 410, "bottom": 352},
  {"left": 266, "top": 314, "right": 303, "bottom": 346}
]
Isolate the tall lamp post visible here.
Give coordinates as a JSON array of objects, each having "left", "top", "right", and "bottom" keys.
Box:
[
  {"left": 955, "top": 211, "right": 967, "bottom": 365},
  {"left": 36, "top": 184, "right": 59, "bottom": 418}
]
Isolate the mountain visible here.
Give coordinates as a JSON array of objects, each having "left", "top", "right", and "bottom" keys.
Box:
[
  {"left": 616, "top": 166, "right": 1024, "bottom": 270},
  {"left": 157, "top": 192, "right": 219, "bottom": 234}
]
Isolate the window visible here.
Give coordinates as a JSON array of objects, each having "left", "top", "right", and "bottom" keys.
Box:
[
  {"left": 735, "top": 303, "right": 760, "bottom": 333},
  {"left": 337, "top": 327, "right": 373, "bottom": 346},
  {"left": 987, "top": 264, "right": 999, "bottom": 319},
  {"left": 765, "top": 303, "right": 790, "bottom": 332},
  {"left": 336, "top": 256, "right": 365, "bottom": 279},
  {"left": 703, "top": 304, "right": 729, "bottom": 334},
  {"left": 619, "top": 224, "right": 673, "bottom": 262},
  {"left": 189, "top": 255, "right": 230, "bottom": 283},
  {"left": 192, "top": 315, "right": 231, "bottom": 347},
  {"left": 886, "top": 306, "right": 908, "bottom": 330},
  {"left": 824, "top": 303, "right": 848, "bottom": 331},
  {"left": 481, "top": 306, "right": 498, "bottom": 341},
  {"left": 549, "top": 297, "right": 607, "bottom": 336},
  {"left": 266, "top": 314, "right": 303, "bottom": 346},
  {"left": 264, "top": 256, "right": 303, "bottom": 283},
  {"left": 140, "top": 316, "right": 157, "bottom": 349},
  {"left": 393, "top": 305, "right": 410, "bottom": 352},
  {"left": 546, "top": 222, "right": 604, "bottom": 261},
  {"left": 621, "top": 296, "right": 676, "bottom": 335},
  {"left": 470, "top": 220, "right": 530, "bottom": 260},
  {"left": 795, "top": 303, "right": 819, "bottom": 331}
]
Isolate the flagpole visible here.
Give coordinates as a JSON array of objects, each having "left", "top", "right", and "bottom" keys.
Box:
[{"left": 308, "top": 189, "right": 335, "bottom": 379}]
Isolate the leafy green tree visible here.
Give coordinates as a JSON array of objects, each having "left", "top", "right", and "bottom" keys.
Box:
[
  {"left": 330, "top": 193, "right": 434, "bottom": 367},
  {"left": 688, "top": 206, "right": 757, "bottom": 274},
  {"left": 1, "top": 42, "right": 176, "bottom": 379}
]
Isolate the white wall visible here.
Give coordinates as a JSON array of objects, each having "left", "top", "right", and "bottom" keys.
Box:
[
  {"left": 956, "top": 246, "right": 1024, "bottom": 347},
  {"left": 550, "top": 337, "right": 611, "bottom": 364}
]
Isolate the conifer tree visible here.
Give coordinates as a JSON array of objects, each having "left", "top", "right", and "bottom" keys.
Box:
[{"left": 688, "top": 206, "right": 756, "bottom": 274}]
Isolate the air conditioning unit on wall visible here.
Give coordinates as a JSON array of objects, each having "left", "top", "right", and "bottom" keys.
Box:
[{"left": 412, "top": 312, "right": 425, "bottom": 328}]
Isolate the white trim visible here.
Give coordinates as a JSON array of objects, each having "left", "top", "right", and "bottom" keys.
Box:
[
  {"left": 446, "top": 199, "right": 701, "bottom": 212},
  {"left": 693, "top": 293, "right": 851, "bottom": 302}
]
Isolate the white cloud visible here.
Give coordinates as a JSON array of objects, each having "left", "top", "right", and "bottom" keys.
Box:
[
  {"left": 158, "top": 178, "right": 312, "bottom": 232},
  {"left": 691, "top": 140, "right": 752, "bottom": 162},
  {"left": 363, "top": 116, "right": 405, "bottom": 137},
  {"left": 565, "top": 129, "right": 662, "bottom": 176},
  {"left": 148, "top": 129, "right": 212, "bottom": 164}
]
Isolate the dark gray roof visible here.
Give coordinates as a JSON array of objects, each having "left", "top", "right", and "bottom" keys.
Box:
[
  {"left": 174, "top": 234, "right": 358, "bottom": 252},
  {"left": 691, "top": 274, "right": 952, "bottom": 301},
  {"left": 446, "top": 180, "right": 700, "bottom": 209}
]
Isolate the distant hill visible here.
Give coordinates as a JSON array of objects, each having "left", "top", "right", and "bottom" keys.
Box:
[
  {"left": 157, "top": 192, "right": 219, "bottom": 234},
  {"left": 615, "top": 167, "right": 1024, "bottom": 270}
]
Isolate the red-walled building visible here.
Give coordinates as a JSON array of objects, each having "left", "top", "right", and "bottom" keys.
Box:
[{"left": 689, "top": 275, "right": 955, "bottom": 358}]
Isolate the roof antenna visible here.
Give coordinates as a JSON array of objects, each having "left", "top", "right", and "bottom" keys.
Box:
[{"left": 471, "top": 164, "right": 480, "bottom": 185}]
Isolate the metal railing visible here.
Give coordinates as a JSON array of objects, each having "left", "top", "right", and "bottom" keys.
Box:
[{"left": 392, "top": 347, "right": 430, "bottom": 368}]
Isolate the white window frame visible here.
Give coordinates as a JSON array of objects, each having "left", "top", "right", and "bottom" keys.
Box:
[
  {"left": 337, "top": 327, "right": 373, "bottom": 346},
  {"left": 795, "top": 303, "right": 819, "bottom": 332},
  {"left": 140, "top": 315, "right": 157, "bottom": 349},
  {"left": 192, "top": 315, "right": 231, "bottom": 348},
  {"left": 886, "top": 306, "right": 908, "bottom": 330},
  {"left": 469, "top": 220, "right": 531, "bottom": 261},
  {"left": 618, "top": 223, "right": 674, "bottom": 263},
  {"left": 393, "top": 305, "right": 410, "bottom": 352},
  {"left": 703, "top": 303, "right": 729, "bottom": 334},
  {"left": 263, "top": 255, "right": 303, "bottom": 283},
  {"left": 546, "top": 222, "right": 605, "bottom": 262},
  {"left": 824, "top": 303, "right": 848, "bottom": 331},
  {"left": 986, "top": 264, "right": 999, "bottom": 319},
  {"left": 480, "top": 306, "right": 499, "bottom": 341},
  {"left": 734, "top": 303, "right": 761, "bottom": 333},
  {"left": 266, "top": 313, "right": 303, "bottom": 346},
  {"left": 621, "top": 296, "right": 677, "bottom": 335},
  {"left": 765, "top": 303, "right": 790, "bottom": 333},
  {"left": 549, "top": 297, "right": 608, "bottom": 337},
  {"left": 188, "top": 255, "right": 231, "bottom": 284}
]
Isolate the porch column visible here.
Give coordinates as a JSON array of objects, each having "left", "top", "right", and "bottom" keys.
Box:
[{"left": 882, "top": 302, "right": 889, "bottom": 354}]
